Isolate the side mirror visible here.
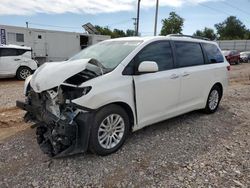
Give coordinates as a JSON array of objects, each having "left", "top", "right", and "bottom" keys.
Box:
[{"left": 138, "top": 61, "right": 159, "bottom": 73}]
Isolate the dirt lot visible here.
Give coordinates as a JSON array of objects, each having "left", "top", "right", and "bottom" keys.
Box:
[{"left": 0, "top": 64, "right": 250, "bottom": 187}]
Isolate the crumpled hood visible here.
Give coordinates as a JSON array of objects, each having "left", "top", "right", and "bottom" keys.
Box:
[{"left": 30, "top": 59, "right": 91, "bottom": 93}]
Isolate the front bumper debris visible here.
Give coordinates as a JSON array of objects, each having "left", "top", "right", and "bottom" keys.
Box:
[{"left": 16, "top": 100, "right": 94, "bottom": 158}]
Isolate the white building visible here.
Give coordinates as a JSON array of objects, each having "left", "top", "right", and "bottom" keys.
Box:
[
  {"left": 217, "top": 40, "right": 250, "bottom": 51},
  {"left": 0, "top": 24, "right": 110, "bottom": 64}
]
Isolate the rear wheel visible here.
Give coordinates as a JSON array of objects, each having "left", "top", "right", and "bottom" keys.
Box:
[
  {"left": 204, "top": 85, "right": 222, "bottom": 114},
  {"left": 16, "top": 66, "right": 32, "bottom": 80},
  {"left": 89, "top": 105, "right": 130, "bottom": 156}
]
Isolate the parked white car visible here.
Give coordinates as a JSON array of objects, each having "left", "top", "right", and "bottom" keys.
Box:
[
  {"left": 17, "top": 35, "right": 230, "bottom": 157},
  {"left": 0, "top": 45, "right": 37, "bottom": 80},
  {"left": 240, "top": 51, "right": 250, "bottom": 63}
]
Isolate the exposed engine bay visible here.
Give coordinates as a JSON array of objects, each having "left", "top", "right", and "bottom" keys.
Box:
[{"left": 16, "top": 59, "right": 107, "bottom": 157}]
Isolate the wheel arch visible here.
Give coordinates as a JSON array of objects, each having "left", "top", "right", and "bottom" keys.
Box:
[
  {"left": 213, "top": 82, "right": 223, "bottom": 97},
  {"left": 16, "top": 65, "right": 31, "bottom": 74},
  {"left": 98, "top": 101, "right": 135, "bottom": 131},
  {"left": 16, "top": 65, "right": 32, "bottom": 75}
]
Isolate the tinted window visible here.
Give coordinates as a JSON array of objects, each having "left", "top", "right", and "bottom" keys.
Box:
[
  {"left": 136, "top": 41, "right": 174, "bottom": 71},
  {"left": 17, "top": 49, "right": 30, "bottom": 55},
  {"left": 0, "top": 48, "right": 17, "bottom": 56},
  {"left": 175, "top": 42, "right": 204, "bottom": 67},
  {"left": 203, "top": 43, "right": 224, "bottom": 63}
]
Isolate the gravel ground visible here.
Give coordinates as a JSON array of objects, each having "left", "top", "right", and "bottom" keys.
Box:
[
  {"left": 0, "top": 64, "right": 249, "bottom": 187},
  {"left": 0, "top": 78, "right": 24, "bottom": 108}
]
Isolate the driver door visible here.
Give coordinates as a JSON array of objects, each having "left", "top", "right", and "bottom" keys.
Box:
[{"left": 133, "top": 41, "right": 181, "bottom": 128}]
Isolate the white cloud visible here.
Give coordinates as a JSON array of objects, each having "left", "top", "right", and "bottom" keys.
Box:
[{"left": 0, "top": 0, "right": 222, "bottom": 15}]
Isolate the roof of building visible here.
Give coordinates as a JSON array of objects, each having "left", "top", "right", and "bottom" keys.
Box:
[{"left": 0, "top": 44, "right": 31, "bottom": 50}]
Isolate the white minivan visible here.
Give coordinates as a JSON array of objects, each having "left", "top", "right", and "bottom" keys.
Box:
[
  {"left": 17, "top": 35, "right": 230, "bottom": 157},
  {"left": 0, "top": 45, "right": 37, "bottom": 80}
]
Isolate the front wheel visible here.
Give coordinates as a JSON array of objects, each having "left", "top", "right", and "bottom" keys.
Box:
[
  {"left": 16, "top": 67, "right": 32, "bottom": 80},
  {"left": 89, "top": 105, "right": 130, "bottom": 156},
  {"left": 203, "top": 85, "right": 222, "bottom": 114}
]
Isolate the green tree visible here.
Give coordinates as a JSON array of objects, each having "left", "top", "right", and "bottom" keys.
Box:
[
  {"left": 112, "top": 29, "right": 126, "bottom": 38},
  {"left": 95, "top": 26, "right": 113, "bottom": 36},
  {"left": 160, "top": 12, "right": 184, "bottom": 36},
  {"left": 95, "top": 25, "right": 132, "bottom": 38},
  {"left": 215, "top": 16, "right": 250, "bottom": 39},
  {"left": 126, "top": 29, "right": 136, "bottom": 36},
  {"left": 193, "top": 27, "right": 217, "bottom": 40}
]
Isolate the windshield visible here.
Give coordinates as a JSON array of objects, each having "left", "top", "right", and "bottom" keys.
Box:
[{"left": 69, "top": 40, "right": 142, "bottom": 69}]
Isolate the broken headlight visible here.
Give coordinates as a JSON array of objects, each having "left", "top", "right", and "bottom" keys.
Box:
[{"left": 60, "top": 85, "right": 92, "bottom": 101}]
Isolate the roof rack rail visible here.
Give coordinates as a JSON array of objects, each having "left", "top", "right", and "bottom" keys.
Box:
[{"left": 167, "top": 34, "right": 211, "bottom": 41}]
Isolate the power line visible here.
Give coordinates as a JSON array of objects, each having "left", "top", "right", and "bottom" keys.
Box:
[
  {"left": 221, "top": 1, "right": 250, "bottom": 17},
  {"left": 198, "top": 3, "right": 231, "bottom": 16},
  {"left": 29, "top": 19, "right": 133, "bottom": 31},
  {"left": 108, "top": 19, "right": 132, "bottom": 27},
  {"left": 29, "top": 22, "right": 80, "bottom": 29},
  {"left": 197, "top": 3, "right": 250, "bottom": 25}
]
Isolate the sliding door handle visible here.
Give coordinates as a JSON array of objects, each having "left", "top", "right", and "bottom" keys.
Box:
[
  {"left": 170, "top": 74, "right": 179, "bottom": 79},
  {"left": 182, "top": 72, "right": 190, "bottom": 77}
]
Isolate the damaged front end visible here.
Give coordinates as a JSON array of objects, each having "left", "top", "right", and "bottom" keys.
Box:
[{"left": 16, "top": 59, "right": 104, "bottom": 157}]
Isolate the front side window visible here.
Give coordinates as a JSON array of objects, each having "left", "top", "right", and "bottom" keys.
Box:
[
  {"left": 203, "top": 43, "right": 224, "bottom": 63},
  {"left": 175, "top": 41, "right": 204, "bottom": 67},
  {"left": 0, "top": 48, "right": 17, "bottom": 56},
  {"left": 135, "top": 41, "right": 174, "bottom": 71}
]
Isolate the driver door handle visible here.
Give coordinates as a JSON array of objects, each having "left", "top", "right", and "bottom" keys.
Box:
[{"left": 14, "top": 58, "right": 21, "bottom": 61}]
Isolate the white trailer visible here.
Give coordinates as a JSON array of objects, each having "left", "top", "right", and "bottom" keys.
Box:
[{"left": 0, "top": 24, "right": 110, "bottom": 64}]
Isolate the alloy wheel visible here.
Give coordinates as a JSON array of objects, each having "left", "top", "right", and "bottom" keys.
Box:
[{"left": 98, "top": 114, "right": 125, "bottom": 149}]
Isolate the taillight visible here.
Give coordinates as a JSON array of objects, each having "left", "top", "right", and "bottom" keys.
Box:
[{"left": 227, "top": 65, "right": 231, "bottom": 71}]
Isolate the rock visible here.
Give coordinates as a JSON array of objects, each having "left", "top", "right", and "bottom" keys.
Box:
[
  {"left": 31, "top": 181, "right": 39, "bottom": 187},
  {"left": 139, "top": 171, "right": 144, "bottom": 176},
  {"left": 233, "top": 180, "right": 245, "bottom": 187},
  {"left": 178, "top": 176, "right": 184, "bottom": 182},
  {"left": 234, "top": 170, "right": 241, "bottom": 175},
  {"left": 200, "top": 163, "right": 205, "bottom": 168},
  {"left": 223, "top": 145, "right": 231, "bottom": 151}
]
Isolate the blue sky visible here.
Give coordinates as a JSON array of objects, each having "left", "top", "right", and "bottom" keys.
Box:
[{"left": 0, "top": 0, "right": 250, "bottom": 36}]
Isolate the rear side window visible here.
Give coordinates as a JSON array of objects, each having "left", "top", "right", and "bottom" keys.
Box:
[
  {"left": 136, "top": 41, "right": 174, "bottom": 71},
  {"left": 0, "top": 48, "right": 17, "bottom": 56},
  {"left": 203, "top": 43, "right": 224, "bottom": 63},
  {"left": 17, "top": 49, "right": 30, "bottom": 56},
  {"left": 175, "top": 41, "right": 204, "bottom": 67}
]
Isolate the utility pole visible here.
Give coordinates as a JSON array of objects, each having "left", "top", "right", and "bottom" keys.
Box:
[
  {"left": 26, "top": 22, "right": 29, "bottom": 28},
  {"left": 136, "top": 0, "right": 141, "bottom": 36},
  {"left": 132, "top": 18, "right": 137, "bottom": 36},
  {"left": 154, "top": 0, "right": 159, "bottom": 36}
]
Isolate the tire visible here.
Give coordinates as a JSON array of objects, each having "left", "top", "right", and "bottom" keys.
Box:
[
  {"left": 203, "top": 85, "right": 222, "bottom": 114},
  {"left": 16, "top": 66, "right": 32, "bottom": 80},
  {"left": 89, "top": 104, "right": 130, "bottom": 156}
]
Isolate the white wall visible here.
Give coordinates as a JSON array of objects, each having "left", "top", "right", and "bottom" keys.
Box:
[
  {"left": 0, "top": 25, "right": 110, "bottom": 63},
  {"left": 217, "top": 40, "right": 250, "bottom": 51}
]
